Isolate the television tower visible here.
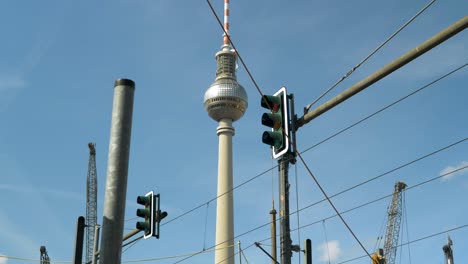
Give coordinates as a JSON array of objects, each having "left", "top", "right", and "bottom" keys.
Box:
[{"left": 204, "top": 0, "right": 248, "bottom": 263}]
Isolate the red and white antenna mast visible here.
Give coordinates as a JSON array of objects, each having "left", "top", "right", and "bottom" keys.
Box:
[{"left": 223, "top": 0, "right": 231, "bottom": 47}]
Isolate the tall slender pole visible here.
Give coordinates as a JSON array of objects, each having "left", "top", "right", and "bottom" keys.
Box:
[
  {"left": 99, "top": 79, "right": 135, "bottom": 264},
  {"left": 73, "top": 216, "right": 85, "bottom": 264},
  {"left": 270, "top": 206, "right": 277, "bottom": 264},
  {"left": 214, "top": 118, "right": 235, "bottom": 264},
  {"left": 238, "top": 241, "right": 242, "bottom": 264},
  {"left": 92, "top": 225, "right": 100, "bottom": 264},
  {"left": 279, "top": 153, "right": 293, "bottom": 264}
]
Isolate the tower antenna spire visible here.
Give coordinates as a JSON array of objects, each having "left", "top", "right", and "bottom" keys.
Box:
[{"left": 223, "top": 0, "right": 231, "bottom": 47}]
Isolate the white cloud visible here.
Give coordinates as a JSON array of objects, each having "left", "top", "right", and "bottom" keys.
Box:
[
  {"left": 318, "top": 240, "right": 342, "bottom": 263},
  {"left": 0, "top": 254, "right": 7, "bottom": 264},
  {"left": 440, "top": 161, "right": 468, "bottom": 181},
  {"left": 0, "top": 74, "right": 26, "bottom": 92}
]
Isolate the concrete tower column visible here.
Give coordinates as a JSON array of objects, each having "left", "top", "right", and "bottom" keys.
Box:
[{"left": 214, "top": 118, "right": 235, "bottom": 264}]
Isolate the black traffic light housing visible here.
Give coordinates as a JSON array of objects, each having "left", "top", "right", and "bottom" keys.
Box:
[
  {"left": 136, "top": 191, "right": 168, "bottom": 239},
  {"left": 261, "top": 87, "right": 290, "bottom": 159},
  {"left": 136, "top": 191, "right": 154, "bottom": 239}
]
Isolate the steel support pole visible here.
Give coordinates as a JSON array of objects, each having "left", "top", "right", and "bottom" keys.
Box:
[
  {"left": 279, "top": 153, "right": 293, "bottom": 264},
  {"left": 92, "top": 225, "right": 100, "bottom": 264},
  {"left": 73, "top": 216, "right": 85, "bottom": 264},
  {"left": 99, "top": 79, "right": 135, "bottom": 264},
  {"left": 270, "top": 207, "right": 277, "bottom": 264},
  {"left": 297, "top": 16, "right": 468, "bottom": 128}
]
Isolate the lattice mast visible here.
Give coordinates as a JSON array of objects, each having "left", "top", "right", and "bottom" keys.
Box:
[
  {"left": 40, "top": 246, "right": 50, "bottom": 264},
  {"left": 383, "top": 182, "right": 407, "bottom": 264},
  {"left": 86, "top": 143, "right": 97, "bottom": 264}
]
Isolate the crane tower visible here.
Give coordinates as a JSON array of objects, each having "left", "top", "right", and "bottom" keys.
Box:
[
  {"left": 382, "top": 181, "right": 407, "bottom": 264},
  {"left": 86, "top": 143, "right": 97, "bottom": 264}
]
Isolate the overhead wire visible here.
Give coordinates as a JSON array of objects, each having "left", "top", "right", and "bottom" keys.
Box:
[
  {"left": 293, "top": 162, "right": 301, "bottom": 264},
  {"left": 334, "top": 223, "right": 468, "bottom": 264},
  {"left": 254, "top": 164, "right": 468, "bottom": 244},
  {"left": 206, "top": 164, "right": 468, "bottom": 264},
  {"left": 175, "top": 1, "right": 464, "bottom": 263},
  {"left": 304, "top": 0, "right": 437, "bottom": 112},
  {"left": 171, "top": 138, "right": 467, "bottom": 263},
  {"left": 403, "top": 192, "right": 413, "bottom": 264},
  {"left": 293, "top": 136, "right": 467, "bottom": 216},
  {"left": 294, "top": 149, "right": 373, "bottom": 260},
  {"left": 160, "top": 61, "right": 467, "bottom": 231},
  {"left": 293, "top": 164, "right": 468, "bottom": 232},
  {"left": 3, "top": 167, "right": 464, "bottom": 264}
]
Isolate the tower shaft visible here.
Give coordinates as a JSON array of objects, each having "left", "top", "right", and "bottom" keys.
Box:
[
  {"left": 86, "top": 143, "right": 98, "bottom": 264},
  {"left": 214, "top": 119, "right": 235, "bottom": 264},
  {"left": 383, "top": 182, "right": 406, "bottom": 264}
]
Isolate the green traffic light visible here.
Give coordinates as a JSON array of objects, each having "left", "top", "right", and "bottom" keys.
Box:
[
  {"left": 262, "top": 113, "right": 282, "bottom": 129},
  {"left": 262, "top": 131, "right": 283, "bottom": 148},
  {"left": 136, "top": 208, "right": 151, "bottom": 218},
  {"left": 137, "top": 195, "right": 151, "bottom": 205},
  {"left": 136, "top": 221, "right": 150, "bottom": 232}
]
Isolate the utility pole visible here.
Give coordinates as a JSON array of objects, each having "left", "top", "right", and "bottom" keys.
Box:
[
  {"left": 73, "top": 216, "right": 85, "bottom": 264},
  {"left": 279, "top": 152, "right": 293, "bottom": 264},
  {"left": 270, "top": 205, "right": 277, "bottom": 264},
  {"left": 443, "top": 236, "right": 454, "bottom": 264},
  {"left": 99, "top": 78, "right": 135, "bottom": 264},
  {"left": 259, "top": 16, "right": 467, "bottom": 264},
  {"left": 40, "top": 246, "right": 50, "bottom": 264}
]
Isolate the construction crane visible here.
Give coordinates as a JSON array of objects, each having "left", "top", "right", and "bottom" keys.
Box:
[
  {"left": 383, "top": 182, "right": 407, "bottom": 264},
  {"left": 443, "top": 236, "right": 454, "bottom": 264},
  {"left": 381, "top": 181, "right": 407, "bottom": 264},
  {"left": 371, "top": 182, "right": 407, "bottom": 264},
  {"left": 40, "top": 246, "right": 50, "bottom": 264},
  {"left": 86, "top": 143, "right": 98, "bottom": 264}
]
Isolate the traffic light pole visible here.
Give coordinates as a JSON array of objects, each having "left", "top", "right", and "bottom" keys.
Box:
[
  {"left": 297, "top": 16, "right": 467, "bottom": 128},
  {"left": 278, "top": 152, "right": 293, "bottom": 264}
]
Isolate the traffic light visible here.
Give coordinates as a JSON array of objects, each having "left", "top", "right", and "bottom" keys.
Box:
[
  {"left": 261, "top": 86, "right": 289, "bottom": 159},
  {"left": 153, "top": 193, "right": 168, "bottom": 239},
  {"left": 136, "top": 191, "right": 154, "bottom": 239}
]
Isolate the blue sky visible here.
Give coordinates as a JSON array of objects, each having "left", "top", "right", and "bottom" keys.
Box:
[{"left": 0, "top": 0, "right": 467, "bottom": 263}]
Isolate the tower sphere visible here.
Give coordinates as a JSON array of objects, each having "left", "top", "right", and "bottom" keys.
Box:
[
  {"left": 204, "top": 78, "right": 248, "bottom": 122},
  {"left": 204, "top": 48, "right": 248, "bottom": 122}
]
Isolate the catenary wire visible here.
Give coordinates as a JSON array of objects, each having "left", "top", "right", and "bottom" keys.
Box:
[
  {"left": 301, "top": 62, "right": 467, "bottom": 154},
  {"left": 159, "top": 61, "right": 466, "bottom": 231},
  {"left": 210, "top": 164, "right": 468, "bottom": 264},
  {"left": 252, "top": 164, "right": 468, "bottom": 245},
  {"left": 172, "top": 137, "right": 466, "bottom": 263},
  {"left": 122, "top": 235, "right": 143, "bottom": 252},
  {"left": 293, "top": 136, "right": 467, "bottom": 216},
  {"left": 304, "top": 0, "right": 437, "bottom": 112},
  {"left": 161, "top": 62, "right": 466, "bottom": 230},
  {"left": 4, "top": 166, "right": 464, "bottom": 264},
  {"left": 294, "top": 149, "right": 373, "bottom": 260},
  {"left": 403, "top": 192, "right": 413, "bottom": 264},
  {"left": 293, "top": 162, "right": 301, "bottom": 264},
  {"left": 334, "top": 223, "right": 468, "bottom": 264},
  {"left": 179, "top": 1, "right": 465, "bottom": 261}
]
